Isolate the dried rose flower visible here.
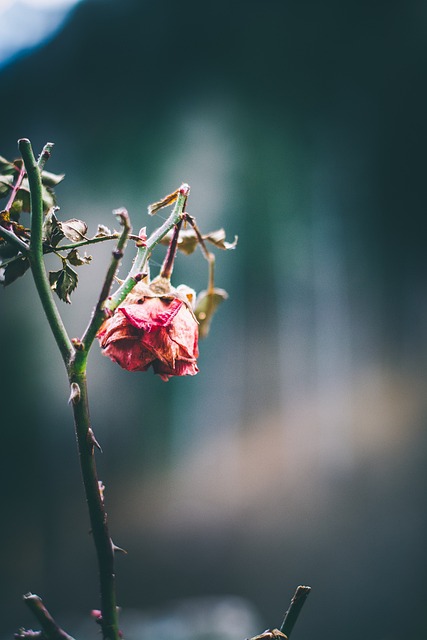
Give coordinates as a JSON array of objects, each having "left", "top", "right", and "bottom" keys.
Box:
[{"left": 97, "top": 279, "right": 198, "bottom": 381}]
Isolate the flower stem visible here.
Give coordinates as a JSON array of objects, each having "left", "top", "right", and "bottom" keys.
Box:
[
  {"left": 18, "top": 138, "right": 74, "bottom": 366},
  {"left": 160, "top": 218, "right": 182, "bottom": 279}
]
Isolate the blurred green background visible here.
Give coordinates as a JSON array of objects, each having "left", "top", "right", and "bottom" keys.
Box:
[{"left": 1, "top": 0, "right": 427, "bottom": 638}]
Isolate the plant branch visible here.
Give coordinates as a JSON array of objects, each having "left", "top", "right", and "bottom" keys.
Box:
[
  {"left": 37, "top": 142, "right": 55, "bottom": 171},
  {"left": 104, "top": 183, "right": 190, "bottom": 312},
  {"left": 80, "top": 208, "right": 131, "bottom": 354},
  {"left": 18, "top": 138, "right": 74, "bottom": 366},
  {"left": 280, "top": 585, "right": 311, "bottom": 638},
  {"left": 5, "top": 162, "right": 26, "bottom": 212},
  {"left": 52, "top": 234, "right": 120, "bottom": 252},
  {"left": 22, "top": 593, "right": 75, "bottom": 640},
  {"left": 67, "top": 369, "right": 120, "bottom": 640}
]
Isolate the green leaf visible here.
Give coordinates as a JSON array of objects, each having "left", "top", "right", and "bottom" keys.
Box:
[
  {"left": 40, "top": 170, "right": 65, "bottom": 188},
  {"left": 60, "top": 218, "right": 88, "bottom": 242},
  {"left": 0, "top": 156, "right": 15, "bottom": 172},
  {"left": 66, "top": 248, "right": 92, "bottom": 266},
  {"left": 49, "top": 264, "right": 78, "bottom": 303},
  {"left": 0, "top": 174, "right": 14, "bottom": 198},
  {"left": 0, "top": 256, "right": 30, "bottom": 286},
  {"left": 195, "top": 288, "right": 228, "bottom": 338}
]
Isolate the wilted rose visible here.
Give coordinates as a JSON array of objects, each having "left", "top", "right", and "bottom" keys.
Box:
[{"left": 97, "top": 281, "right": 198, "bottom": 381}]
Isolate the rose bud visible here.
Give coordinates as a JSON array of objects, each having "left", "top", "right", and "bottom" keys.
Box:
[{"left": 97, "top": 280, "right": 198, "bottom": 381}]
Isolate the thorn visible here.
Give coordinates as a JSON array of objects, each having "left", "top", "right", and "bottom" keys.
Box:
[
  {"left": 68, "top": 382, "right": 81, "bottom": 404},
  {"left": 112, "top": 540, "right": 128, "bottom": 555},
  {"left": 88, "top": 428, "right": 102, "bottom": 452}
]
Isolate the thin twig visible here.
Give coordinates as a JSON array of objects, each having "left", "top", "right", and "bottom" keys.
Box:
[
  {"left": 80, "top": 208, "right": 131, "bottom": 353},
  {"left": 22, "top": 594, "right": 75, "bottom": 640},
  {"left": 104, "top": 183, "right": 190, "bottom": 313},
  {"left": 5, "top": 162, "right": 26, "bottom": 212},
  {"left": 280, "top": 585, "right": 311, "bottom": 638}
]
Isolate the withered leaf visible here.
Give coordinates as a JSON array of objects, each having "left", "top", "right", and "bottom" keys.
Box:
[
  {"left": 195, "top": 288, "right": 228, "bottom": 338},
  {"left": 60, "top": 218, "right": 88, "bottom": 242},
  {"left": 160, "top": 228, "right": 238, "bottom": 255},
  {"left": 204, "top": 228, "right": 238, "bottom": 250},
  {"left": 49, "top": 264, "right": 78, "bottom": 303},
  {"left": 95, "top": 224, "right": 112, "bottom": 237},
  {"left": 43, "top": 208, "right": 64, "bottom": 247},
  {"left": 66, "top": 248, "right": 92, "bottom": 266}
]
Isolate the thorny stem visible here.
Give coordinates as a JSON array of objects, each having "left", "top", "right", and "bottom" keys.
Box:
[
  {"left": 19, "top": 139, "right": 74, "bottom": 366},
  {"left": 19, "top": 139, "right": 123, "bottom": 640},
  {"left": 68, "top": 370, "right": 120, "bottom": 640}
]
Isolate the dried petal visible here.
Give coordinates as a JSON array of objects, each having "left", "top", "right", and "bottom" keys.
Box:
[{"left": 97, "top": 292, "right": 199, "bottom": 380}]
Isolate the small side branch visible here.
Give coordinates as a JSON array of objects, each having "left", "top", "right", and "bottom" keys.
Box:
[
  {"left": 105, "top": 183, "right": 190, "bottom": 313},
  {"left": 20, "top": 593, "right": 75, "bottom": 640},
  {"left": 280, "top": 585, "right": 311, "bottom": 638},
  {"left": 80, "top": 208, "right": 131, "bottom": 355}
]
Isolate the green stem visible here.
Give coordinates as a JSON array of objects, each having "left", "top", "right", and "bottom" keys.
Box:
[
  {"left": 18, "top": 138, "right": 74, "bottom": 366},
  {"left": 68, "top": 369, "right": 119, "bottom": 640},
  {"left": 80, "top": 208, "right": 131, "bottom": 354}
]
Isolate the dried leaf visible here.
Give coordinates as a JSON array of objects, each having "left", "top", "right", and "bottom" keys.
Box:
[
  {"left": 204, "top": 228, "right": 238, "bottom": 250},
  {"left": 195, "top": 288, "right": 228, "bottom": 338},
  {"left": 160, "top": 228, "right": 238, "bottom": 255},
  {"left": 49, "top": 264, "right": 78, "bottom": 303},
  {"left": 60, "top": 218, "right": 88, "bottom": 242},
  {"left": 148, "top": 188, "right": 180, "bottom": 215},
  {"left": 95, "top": 224, "right": 112, "bottom": 237},
  {"left": 43, "top": 208, "right": 64, "bottom": 247},
  {"left": 66, "top": 248, "right": 92, "bottom": 266}
]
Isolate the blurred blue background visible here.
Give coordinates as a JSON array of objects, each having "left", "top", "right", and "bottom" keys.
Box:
[{"left": 1, "top": 1, "right": 427, "bottom": 638}]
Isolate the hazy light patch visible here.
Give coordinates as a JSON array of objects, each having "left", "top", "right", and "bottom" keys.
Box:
[{"left": 0, "top": 0, "right": 83, "bottom": 69}]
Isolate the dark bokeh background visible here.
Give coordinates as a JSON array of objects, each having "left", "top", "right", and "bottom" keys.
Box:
[{"left": 1, "top": 1, "right": 427, "bottom": 638}]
